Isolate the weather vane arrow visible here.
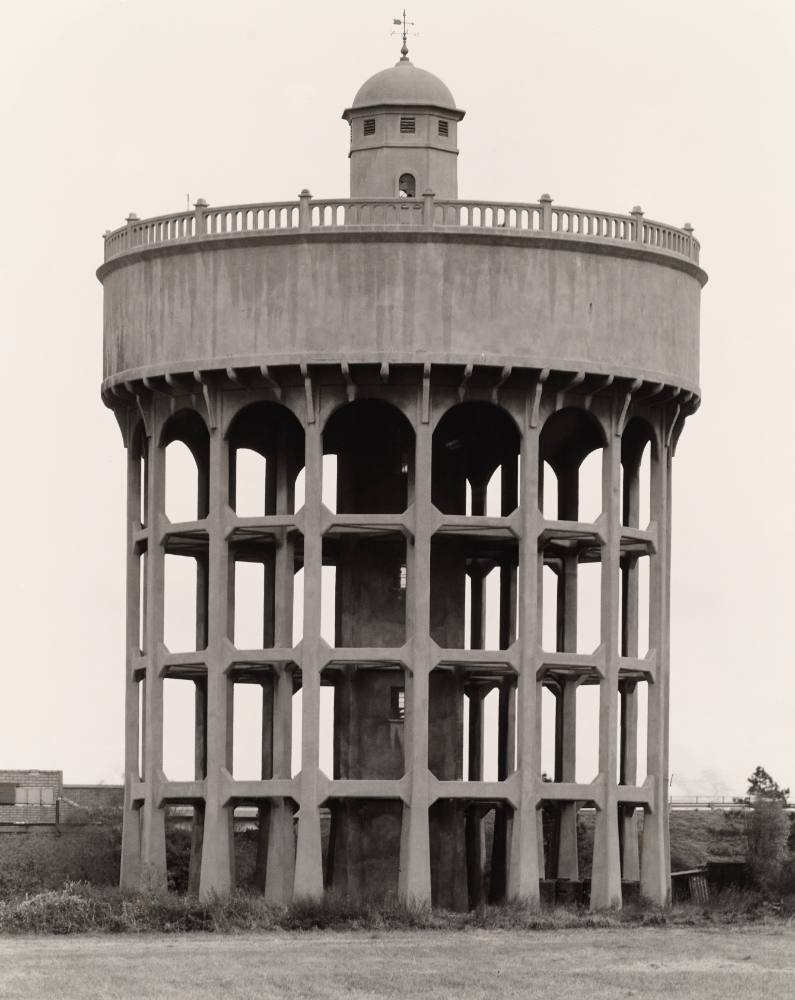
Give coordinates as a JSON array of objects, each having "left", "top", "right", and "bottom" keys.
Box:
[{"left": 391, "top": 9, "right": 418, "bottom": 61}]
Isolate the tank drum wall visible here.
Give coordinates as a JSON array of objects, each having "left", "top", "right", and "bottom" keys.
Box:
[{"left": 101, "top": 236, "right": 701, "bottom": 393}]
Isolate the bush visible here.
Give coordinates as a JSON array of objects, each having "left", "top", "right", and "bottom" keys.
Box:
[{"left": 0, "top": 880, "right": 793, "bottom": 935}]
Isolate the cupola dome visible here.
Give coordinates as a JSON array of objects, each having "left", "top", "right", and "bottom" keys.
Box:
[{"left": 348, "top": 59, "right": 458, "bottom": 112}]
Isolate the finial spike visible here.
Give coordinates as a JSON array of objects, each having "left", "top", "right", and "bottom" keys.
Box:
[{"left": 392, "top": 9, "right": 416, "bottom": 61}]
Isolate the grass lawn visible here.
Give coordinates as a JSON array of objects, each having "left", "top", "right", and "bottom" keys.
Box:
[{"left": 0, "top": 926, "right": 793, "bottom": 999}]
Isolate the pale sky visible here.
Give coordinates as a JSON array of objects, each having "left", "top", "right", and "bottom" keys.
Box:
[{"left": 0, "top": 0, "right": 793, "bottom": 797}]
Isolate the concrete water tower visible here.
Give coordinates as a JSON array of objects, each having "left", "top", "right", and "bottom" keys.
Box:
[{"left": 99, "top": 36, "right": 705, "bottom": 910}]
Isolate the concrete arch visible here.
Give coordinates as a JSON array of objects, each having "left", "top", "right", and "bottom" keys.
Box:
[
  {"left": 320, "top": 387, "right": 418, "bottom": 433},
  {"left": 323, "top": 397, "right": 415, "bottom": 516},
  {"left": 129, "top": 421, "right": 149, "bottom": 526},
  {"left": 432, "top": 400, "right": 521, "bottom": 516},
  {"left": 160, "top": 408, "right": 210, "bottom": 521},
  {"left": 621, "top": 416, "right": 658, "bottom": 531},
  {"left": 160, "top": 407, "right": 209, "bottom": 461},
  {"left": 223, "top": 390, "right": 305, "bottom": 437},
  {"left": 621, "top": 415, "right": 658, "bottom": 466},
  {"left": 227, "top": 400, "right": 306, "bottom": 517},
  {"left": 540, "top": 406, "right": 607, "bottom": 467},
  {"left": 540, "top": 406, "right": 607, "bottom": 523}
]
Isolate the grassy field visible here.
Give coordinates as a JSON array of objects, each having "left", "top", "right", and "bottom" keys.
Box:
[{"left": 0, "top": 927, "right": 793, "bottom": 999}]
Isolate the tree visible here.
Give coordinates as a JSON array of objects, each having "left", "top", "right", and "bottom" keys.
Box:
[
  {"left": 746, "top": 766, "right": 790, "bottom": 804},
  {"left": 744, "top": 767, "right": 791, "bottom": 895}
]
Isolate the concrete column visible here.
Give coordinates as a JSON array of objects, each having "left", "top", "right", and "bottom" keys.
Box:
[
  {"left": 619, "top": 680, "right": 640, "bottom": 880},
  {"left": 590, "top": 419, "right": 622, "bottom": 910},
  {"left": 469, "top": 480, "right": 486, "bottom": 650},
  {"left": 469, "top": 566, "right": 486, "bottom": 651},
  {"left": 619, "top": 453, "right": 642, "bottom": 881},
  {"left": 140, "top": 419, "right": 167, "bottom": 890},
  {"left": 120, "top": 431, "right": 143, "bottom": 890},
  {"left": 556, "top": 680, "right": 579, "bottom": 879},
  {"left": 465, "top": 686, "right": 486, "bottom": 907},
  {"left": 198, "top": 414, "right": 235, "bottom": 899},
  {"left": 252, "top": 677, "right": 274, "bottom": 891},
  {"left": 641, "top": 439, "right": 671, "bottom": 904},
  {"left": 293, "top": 418, "right": 324, "bottom": 899},
  {"left": 187, "top": 676, "right": 207, "bottom": 894},
  {"left": 188, "top": 551, "right": 209, "bottom": 893},
  {"left": 398, "top": 414, "right": 432, "bottom": 905},
  {"left": 265, "top": 425, "right": 297, "bottom": 901},
  {"left": 507, "top": 396, "right": 541, "bottom": 906},
  {"left": 663, "top": 450, "right": 673, "bottom": 889},
  {"left": 265, "top": 666, "right": 296, "bottom": 902},
  {"left": 490, "top": 675, "right": 515, "bottom": 901},
  {"left": 556, "top": 552, "right": 579, "bottom": 880},
  {"left": 490, "top": 527, "right": 517, "bottom": 900}
]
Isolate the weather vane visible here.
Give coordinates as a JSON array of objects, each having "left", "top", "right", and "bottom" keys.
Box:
[{"left": 392, "top": 10, "right": 418, "bottom": 61}]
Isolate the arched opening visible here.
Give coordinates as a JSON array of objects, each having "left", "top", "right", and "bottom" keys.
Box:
[
  {"left": 621, "top": 417, "right": 655, "bottom": 529},
  {"left": 432, "top": 402, "right": 520, "bottom": 517},
  {"left": 431, "top": 402, "right": 519, "bottom": 654},
  {"left": 227, "top": 403, "right": 305, "bottom": 653},
  {"left": 162, "top": 409, "right": 210, "bottom": 523},
  {"left": 539, "top": 408, "right": 605, "bottom": 523},
  {"left": 324, "top": 399, "right": 414, "bottom": 515},
  {"left": 161, "top": 411, "right": 210, "bottom": 655},
  {"left": 227, "top": 402, "right": 305, "bottom": 516},
  {"left": 398, "top": 172, "right": 416, "bottom": 198},
  {"left": 130, "top": 422, "right": 148, "bottom": 526},
  {"left": 321, "top": 399, "right": 412, "bottom": 649}
]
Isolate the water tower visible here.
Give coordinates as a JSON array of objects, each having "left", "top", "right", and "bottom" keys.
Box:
[{"left": 98, "top": 38, "right": 705, "bottom": 910}]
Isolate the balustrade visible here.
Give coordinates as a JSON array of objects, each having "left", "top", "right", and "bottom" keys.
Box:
[{"left": 104, "top": 194, "right": 700, "bottom": 265}]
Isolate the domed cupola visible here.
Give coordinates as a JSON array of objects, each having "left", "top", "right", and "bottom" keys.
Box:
[{"left": 342, "top": 44, "right": 464, "bottom": 199}]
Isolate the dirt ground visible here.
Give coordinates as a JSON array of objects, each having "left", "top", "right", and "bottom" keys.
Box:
[{"left": 0, "top": 926, "right": 793, "bottom": 999}]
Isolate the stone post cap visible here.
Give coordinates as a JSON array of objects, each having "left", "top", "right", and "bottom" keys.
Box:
[
  {"left": 299, "top": 188, "right": 312, "bottom": 198},
  {"left": 631, "top": 205, "right": 644, "bottom": 216},
  {"left": 125, "top": 212, "right": 139, "bottom": 223},
  {"left": 683, "top": 223, "right": 694, "bottom": 232},
  {"left": 539, "top": 193, "right": 553, "bottom": 203},
  {"left": 193, "top": 198, "right": 208, "bottom": 208}
]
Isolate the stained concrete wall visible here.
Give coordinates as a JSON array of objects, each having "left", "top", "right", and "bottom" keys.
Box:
[
  {"left": 100, "top": 234, "right": 702, "bottom": 394},
  {"left": 326, "top": 413, "right": 469, "bottom": 904}
]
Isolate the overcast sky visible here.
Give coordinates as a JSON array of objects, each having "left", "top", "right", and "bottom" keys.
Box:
[{"left": 0, "top": 0, "right": 792, "bottom": 796}]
